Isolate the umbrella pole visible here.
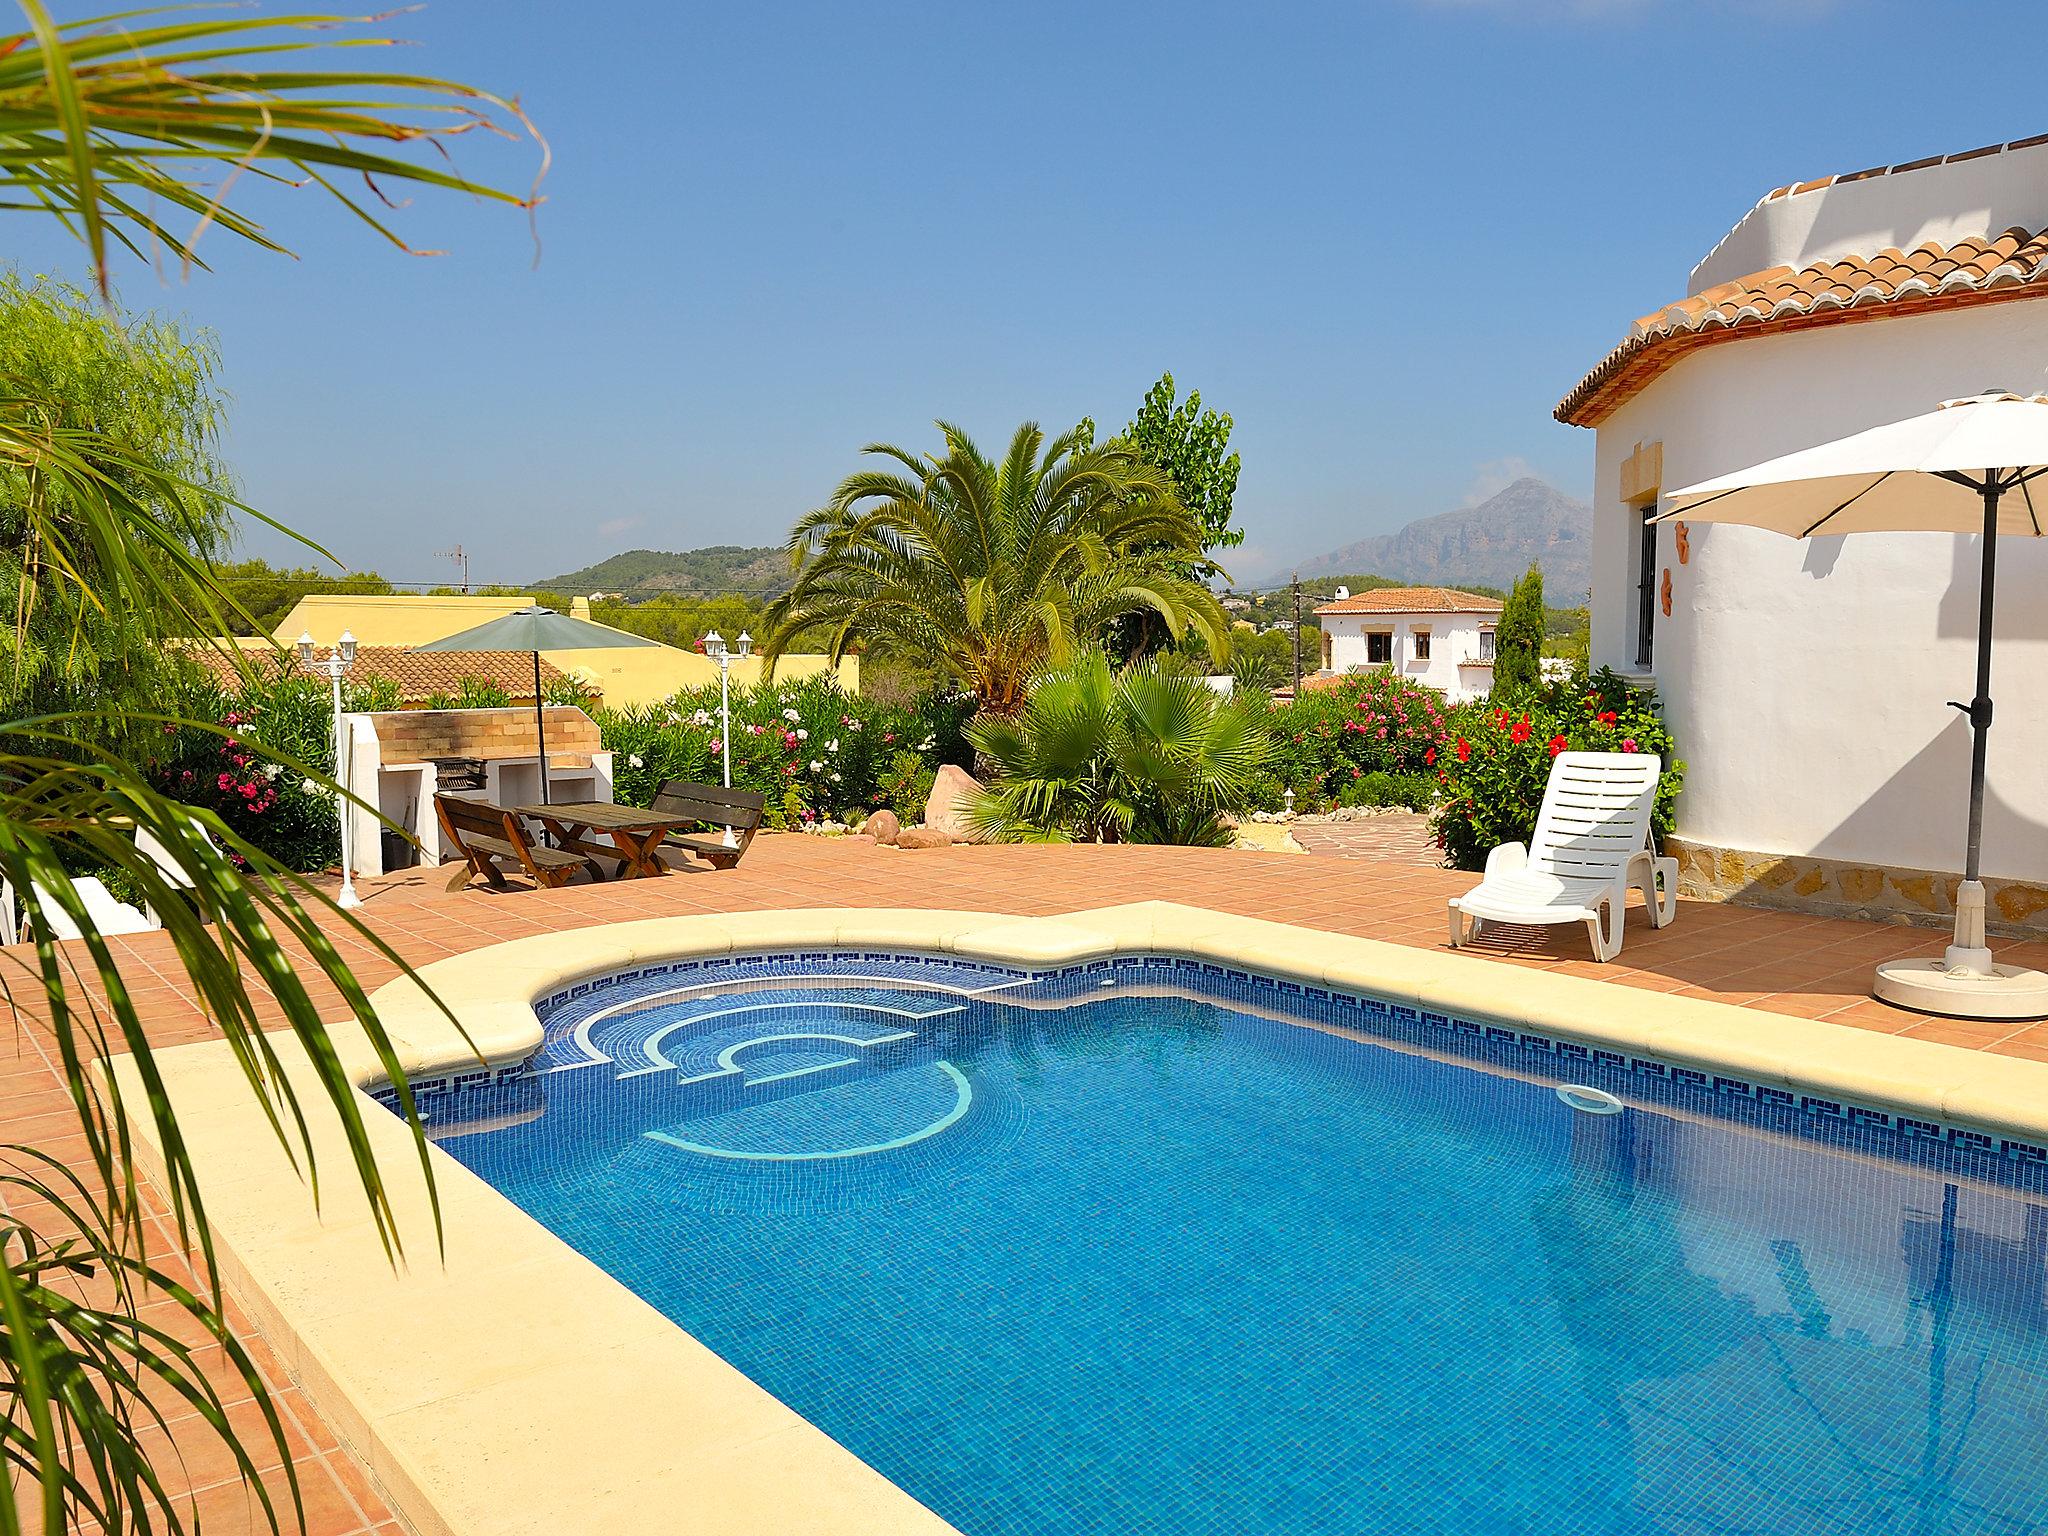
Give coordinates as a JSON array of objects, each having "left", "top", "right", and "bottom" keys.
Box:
[
  {"left": 534, "top": 650, "right": 550, "bottom": 808},
  {"left": 1944, "top": 479, "right": 2001, "bottom": 975}
]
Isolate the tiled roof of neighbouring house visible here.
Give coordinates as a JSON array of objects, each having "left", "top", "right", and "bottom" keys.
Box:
[
  {"left": 1312, "top": 586, "right": 1504, "bottom": 615},
  {"left": 1557, "top": 226, "right": 2048, "bottom": 427},
  {"left": 177, "top": 644, "right": 580, "bottom": 705}
]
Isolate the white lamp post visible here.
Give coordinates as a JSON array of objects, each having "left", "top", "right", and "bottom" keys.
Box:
[
  {"left": 296, "top": 629, "right": 362, "bottom": 909},
  {"left": 702, "top": 629, "right": 753, "bottom": 846}
]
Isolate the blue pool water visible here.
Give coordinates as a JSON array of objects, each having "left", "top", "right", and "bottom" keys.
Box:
[{"left": 418, "top": 956, "right": 2048, "bottom": 1535}]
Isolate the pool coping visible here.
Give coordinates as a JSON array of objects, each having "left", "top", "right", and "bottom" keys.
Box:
[{"left": 114, "top": 901, "right": 2048, "bottom": 1536}]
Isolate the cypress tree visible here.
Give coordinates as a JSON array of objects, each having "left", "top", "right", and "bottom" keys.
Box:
[{"left": 1492, "top": 564, "right": 1544, "bottom": 695}]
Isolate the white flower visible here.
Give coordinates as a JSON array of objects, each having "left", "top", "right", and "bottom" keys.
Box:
[
  {"left": 782, "top": 708, "right": 800, "bottom": 722},
  {"left": 628, "top": 754, "right": 644, "bottom": 769},
  {"left": 809, "top": 759, "right": 823, "bottom": 773},
  {"left": 263, "top": 762, "right": 283, "bottom": 781},
  {"left": 830, "top": 771, "right": 842, "bottom": 783},
  {"left": 796, "top": 727, "right": 809, "bottom": 741},
  {"left": 917, "top": 736, "right": 936, "bottom": 752},
  {"left": 849, "top": 720, "right": 863, "bottom": 732},
  {"left": 301, "top": 777, "right": 322, "bottom": 794},
  {"left": 690, "top": 709, "right": 711, "bottom": 727},
  {"left": 826, "top": 738, "right": 839, "bottom": 753}
]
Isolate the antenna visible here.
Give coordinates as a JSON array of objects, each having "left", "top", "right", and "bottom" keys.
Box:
[{"left": 436, "top": 544, "right": 470, "bottom": 594}]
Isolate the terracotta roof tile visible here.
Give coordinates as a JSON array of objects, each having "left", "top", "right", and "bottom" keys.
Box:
[
  {"left": 1312, "top": 586, "right": 1503, "bottom": 615},
  {"left": 1558, "top": 226, "right": 2048, "bottom": 427},
  {"left": 179, "top": 645, "right": 584, "bottom": 705}
]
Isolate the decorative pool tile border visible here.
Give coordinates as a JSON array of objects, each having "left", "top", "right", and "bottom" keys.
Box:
[{"left": 373, "top": 949, "right": 2048, "bottom": 1190}]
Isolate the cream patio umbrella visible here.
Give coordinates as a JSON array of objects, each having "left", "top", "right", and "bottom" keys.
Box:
[
  {"left": 413, "top": 606, "right": 656, "bottom": 805},
  {"left": 1660, "top": 391, "right": 2048, "bottom": 1019}
]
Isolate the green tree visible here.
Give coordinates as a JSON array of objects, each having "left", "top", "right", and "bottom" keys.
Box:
[
  {"left": 593, "top": 592, "right": 764, "bottom": 650},
  {"left": 964, "top": 649, "right": 1271, "bottom": 845},
  {"left": 761, "top": 421, "right": 1229, "bottom": 714},
  {"left": 1120, "top": 372, "right": 1243, "bottom": 552},
  {"left": 211, "top": 558, "right": 396, "bottom": 636},
  {"left": 0, "top": 9, "right": 542, "bottom": 1534},
  {"left": 1492, "top": 564, "right": 1545, "bottom": 695},
  {"left": 0, "top": 275, "right": 233, "bottom": 726}
]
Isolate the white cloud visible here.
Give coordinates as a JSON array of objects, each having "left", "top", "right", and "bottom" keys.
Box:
[
  {"left": 1462, "top": 456, "right": 1538, "bottom": 507},
  {"left": 595, "top": 516, "right": 642, "bottom": 538}
]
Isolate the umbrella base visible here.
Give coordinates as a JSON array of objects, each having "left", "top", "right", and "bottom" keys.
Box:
[{"left": 1873, "top": 957, "right": 2048, "bottom": 1021}]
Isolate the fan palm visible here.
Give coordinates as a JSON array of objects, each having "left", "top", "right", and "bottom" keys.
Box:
[
  {"left": 1, "top": 8, "right": 541, "bottom": 1534},
  {"left": 965, "top": 649, "right": 1271, "bottom": 846},
  {"left": 761, "top": 421, "right": 1231, "bottom": 714}
]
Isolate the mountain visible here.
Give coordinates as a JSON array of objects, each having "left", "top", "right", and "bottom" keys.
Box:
[
  {"left": 1291, "top": 478, "right": 1592, "bottom": 598},
  {"left": 537, "top": 545, "right": 791, "bottom": 599}
]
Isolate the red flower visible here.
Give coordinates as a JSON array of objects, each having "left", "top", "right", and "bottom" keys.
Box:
[
  {"left": 1548, "top": 734, "right": 1569, "bottom": 757},
  {"left": 1424, "top": 746, "right": 1436, "bottom": 766},
  {"left": 1509, "top": 716, "right": 1532, "bottom": 745},
  {"left": 1621, "top": 738, "right": 1640, "bottom": 753},
  {"left": 1455, "top": 737, "right": 1471, "bottom": 762},
  {"left": 1596, "top": 710, "right": 1618, "bottom": 726}
]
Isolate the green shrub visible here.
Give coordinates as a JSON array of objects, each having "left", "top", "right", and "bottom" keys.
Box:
[
  {"left": 149, "top": 662, "right": 342, "bottom": 872},
  {"left": 1264, "top": 670, "right": 1451, "bottom": 811},
  {"left": 598, "top": 674, "right": 967, "bottom": 825},
  {"left": 455, "top": 676, "right": 513, "bottom": 709},
  {"left": 876, "top": 749, "right": 936, "bottom": 822},
  {"left": 345, "top": 675, "right": 402, "bottom": 713},
  {"left": 1430, "top": 666, "right": 1684, "bottom": 870},
  {"left": 1338, "top": 770, "right": 1435, "bottom": 811}
]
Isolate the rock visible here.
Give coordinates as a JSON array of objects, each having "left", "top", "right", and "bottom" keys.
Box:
[
  {"left": 924, "top": 764, "right": 985, "bottom": 841},
  {"left": 864, "top": 809, "right": 902, "bottom": 846},
  {"left": 895, "top": 826, "right": 952, "bottom": 849}
]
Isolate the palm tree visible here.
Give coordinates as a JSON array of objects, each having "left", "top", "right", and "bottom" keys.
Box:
[
  {"left": 761, "top": 421, "right": 1230, "bottom": 714},
  {"left": 964, "top": 649, "right": 1271, "bottom": 846},
  {"left": 0, "top": 9, "right": 541, "bottom": 1534}
]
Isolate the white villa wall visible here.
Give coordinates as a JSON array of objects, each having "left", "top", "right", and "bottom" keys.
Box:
[
  {"left": 1690, "top": 140, "right": 2048, "bottom": 295},
  {"left": 1322, "top": 612, "right": 1494, "bottom": 703},
  {"left": 1590, "top": 300, "right": 2048, "bottom": 880}
]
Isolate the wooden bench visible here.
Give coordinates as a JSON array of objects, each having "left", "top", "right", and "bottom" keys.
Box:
[
  {"left": 434, "top": 794, "right": 597, "bottom": 892},
  {"left": 649, "top": 780, "right": 767, "bottom": 870}
]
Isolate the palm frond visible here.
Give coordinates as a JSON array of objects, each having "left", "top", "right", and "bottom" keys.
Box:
[{"left": 0, "top": 5, "right": 546, "bottom": 294}]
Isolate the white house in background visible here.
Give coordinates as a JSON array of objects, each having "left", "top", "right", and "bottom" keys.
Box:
[
  {"left": 1310, "top": 586, "right": 1502, "bottom": 703},
  {"left": 1557, "top": 132, "right": 2048, "bottom": 930}
]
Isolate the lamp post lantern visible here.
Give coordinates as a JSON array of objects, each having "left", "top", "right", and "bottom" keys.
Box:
[
  {"left": 702, "top": 630, "right": 753, "bottom": 846},
  {"left": 296, "top": 629, "right": 362, "bottom": 909}
]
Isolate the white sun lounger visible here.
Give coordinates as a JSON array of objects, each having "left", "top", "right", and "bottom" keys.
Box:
[
  {"left": 3, "top": 876, "right": 161, "bottom": 944},
  {"left": 1447, "top": 751, "right": 1677, "bottom": 962}
]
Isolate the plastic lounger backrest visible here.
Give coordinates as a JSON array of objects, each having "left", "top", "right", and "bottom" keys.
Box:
[{"left": 1529, "top": 751, "right": 1662, "bottom": 884}]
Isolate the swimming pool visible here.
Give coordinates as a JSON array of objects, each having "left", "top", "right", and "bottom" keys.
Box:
[{"left": 414, "top": 952, "right": 2048, "bottom": 1535}]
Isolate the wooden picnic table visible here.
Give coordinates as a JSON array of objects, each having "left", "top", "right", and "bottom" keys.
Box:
[{"left": 510, "top": 801, "right": 697, "bottom": 880}]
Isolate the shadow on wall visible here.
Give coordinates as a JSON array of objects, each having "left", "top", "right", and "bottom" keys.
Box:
[{"left": 1812, "top": 712, "right": 2044, "bottom": 874}]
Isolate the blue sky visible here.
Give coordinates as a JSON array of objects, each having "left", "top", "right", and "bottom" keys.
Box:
[{"left": 15, "top": 0, "right": 2048, "bottom": 587}]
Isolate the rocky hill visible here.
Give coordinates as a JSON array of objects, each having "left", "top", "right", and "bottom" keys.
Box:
[
  {"left": 1292, "top": 478, "right": 1591, "bottom": 598},
  {"left": 537, "top": 545, "right": 792, "bottom": 599}
]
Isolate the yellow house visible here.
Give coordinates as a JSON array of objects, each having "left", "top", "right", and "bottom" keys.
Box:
[{"left": 269, "top": 594, "right": 857, "bottom": 707}]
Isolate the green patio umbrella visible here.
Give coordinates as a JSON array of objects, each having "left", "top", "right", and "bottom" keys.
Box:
[{"left": 413, "top": 606, "right": 656, "bottom": 804}]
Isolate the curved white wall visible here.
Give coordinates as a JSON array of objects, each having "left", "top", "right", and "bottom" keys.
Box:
[
  {"left": 1689, "top": 142, "right": 2048, "bottom": 294},
  {"left": 1590, "top": 302, "right": 2048, "bottom": 879}
]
